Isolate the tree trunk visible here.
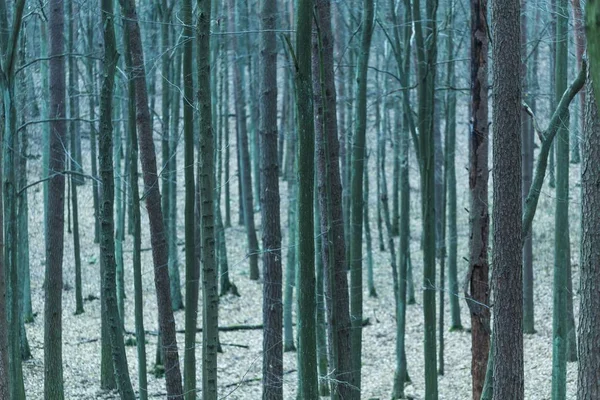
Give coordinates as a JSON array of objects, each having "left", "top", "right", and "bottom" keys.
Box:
[
  {"left": 260, "top": 0, "right": 283, "bottom": 396},
  {"left": 349, "top": 0, "right": 374, "bottom": 391},
  {"left": 197, "top": 1, "right": 219, "bottom": 397},
  {"left": 98, "top": 1, "right": 136, "bottom": 396},
  {"left": 577, "top": 70, "right": 600, "bottom": 400},
  {"left": 125, "top": 27, "right": 148, "bottom": 399},
  {"left": 228, "top": 0, "right": 260, "bottom": 280},
  {"left": 552, "top": 0, "right": 572, "bottom": 395},
  {"left": 119, "top": 0, "right": 184, "bottom": 396},
  {"left": 45, "top": 0, "right": 66, "bottom": 396},
  {"left": 467, "top": 0, "right": 491, "bottom": 398},
  {"left": 491, "top": 0, "right": 523, "bottom": 397},
  {"left": 295, "top": 0, "right": 318, "bottom": 395}
]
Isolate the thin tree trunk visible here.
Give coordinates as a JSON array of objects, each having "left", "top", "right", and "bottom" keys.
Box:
[
  {"left": 98, "top": 1, "right": 136, "bottom": 396},
  {"left": 467, "top": 0, "right": 491, "bottom": 398},
  {"left": 349, "top": 0, "right": 374, "bottom": 391},
  {"left": 260, "top": 0, "right": 283, "bottom": 396},
  {"left": 198, "top": 0, "right": 219, "bottom": 397},
  {"left": 119, "top": 0, "right": 184, "bottom": 395},
  {"left": 228, "top": 0, "right": 260, "bottom": 280}
]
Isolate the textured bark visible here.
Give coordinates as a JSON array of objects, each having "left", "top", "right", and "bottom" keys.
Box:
[
  {"left": 349, "top": 0, "right": 374, "bottom": 391},
  {"left": 577, "top": 73, "right": 600, "bottom": 400},
  {"left": 119, "top": 0, "right": 183, "bottom": 396},
  {"left": 521, "top": 0, "right": 535, "bottom": 336},
  {"left": 98, "top": 1, "right": 135, "bottom": 396},
  {"left": 412, "top": 0, "right": 438, "bottom": 396},
  {"left": 198, "top": 1, "right": 219, "bottom": 398},
  {"left": 259, "top": 0, "right": 283, "bottom": 397},
  {"left": 124, "top": 30, "right": 148, "bottom": 399},
  {"left": 445, "top": 1, "right": 461, "bottom": 331},
  {"left": 467, "top": 1, "right": 491, "bottom": 399},
  {"left": 182, "top": 0, "right": 198, "bottom": 396},
  {"left": 45, "top": 0, "right": 66, "bottom": 396},
  {"left": 295, "top": 0, "right": 318, "bottom": 395},
  {"left": 491, "top": 0, "right": 523, "bottom": 398},
  {"left": 311, "top": 2, "right": 355, "bottom": 396},
  {"left": 572, "top": 0, "right": 585, "bottom": 163},
  {"left": 552, "top": 0, "right": 571, "bottom": 394}
]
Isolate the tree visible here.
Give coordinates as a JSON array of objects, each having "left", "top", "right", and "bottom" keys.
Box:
[
  {"left": 259, "top": 0, "right": 283, "bottom": 397},
  {"left": 227, "top": 0, "right": 260, "bottom": 280},
  {"left": 349, "top": 0, "right": 374, "bottom": 391},
  {"left": 182, "top": 0, "right": 199, "bottom": 395},
  {"left": 412, "top": 0, "right": 439, "bottom": 395},
  {"left": 466, "top": 0, "right": 490, "bottom": 398},
  {"left": 98, "top": 0, "right": 136, "bottom": 395},
  {"left": 45, "top": 0, "right": 67, "bottom": 396},
  {"left": 197, "top": 0, "right": 219, "bottom": 397},
  {"left": 294, "top": 0, "right": 318, "bottom": 394},
  {"left": 444, "top": 0, "right": 461, "bottom": 332},
  {"left": 124, "top": 27, "right": 148, "bottom": 399},
  {"left": 577, "top": 68, "right": 600, "bottom": 400},
  {"left": 552, "top": 0, "right": 572, "bottom": 395},
  {"left": 119, "top": 0, "right": 184, "bottom": 395},
  {"left": 491, "top": 0, "right": 523, "bottom": 398},
  {"left": 312, "top": 0, "right": 355, "bottom": 396}
]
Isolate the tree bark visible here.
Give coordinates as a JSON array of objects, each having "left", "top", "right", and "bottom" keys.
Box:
[
  {"left": 119, "top": 0, "right": 184, "bottom": 396},
  {"left": 467, "top": 0, "right": 491, "bottom": 399},
  {"left": 491, "top": 0, "right": 524, "bottom": 398},
  {"left": 259, "top": 0, "right": 283, "bottom": 397},
  {"left": 577, "top": 71, "right": 600, "bottom": 400}
]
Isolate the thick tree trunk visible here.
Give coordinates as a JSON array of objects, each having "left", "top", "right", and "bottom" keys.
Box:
[
  {"left": 491, "top": 0, "right": 523, "bottom": 398},
  {"left": 295, "top": 0, "right": 318, "bottom": 396},
  {"left": 45, "top": 0, "right": 66, "bottom": 396},
  {"left": 577, "top": 72, "right": 600, "bottom": 400},
  {"left": 119, "top": 0, "right": 184, "bottom": 396}
]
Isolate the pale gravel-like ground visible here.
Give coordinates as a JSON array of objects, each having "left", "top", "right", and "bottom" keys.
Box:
[{"left": 21, "top": 70, "right": 581, "bottom": 398}]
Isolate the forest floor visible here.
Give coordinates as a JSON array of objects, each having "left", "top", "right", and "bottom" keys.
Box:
[{"left": 20, "top": 110, "right": 582, "bottom": 399}]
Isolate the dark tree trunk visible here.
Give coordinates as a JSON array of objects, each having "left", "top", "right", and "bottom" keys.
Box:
[
  {"left": 311, "top": 1, "right": 356, "bottom": 394},
  {"left": 119, "top": 0, "right": 184, "bottom": 396},
  {"left": 259, "top": 0, "right": 283, "bottom": 397},
  {"left": 577, "top": 71, "right": 600, "bottom": 400},
  {"left": 491, "top": 0, "right": 524, "bottom": 397},
  {"left": 467, "top": 0, "right": 491, "bottom": 399},
  {"left": 45, "top": 0, "right": 66, "bottom": 396}
]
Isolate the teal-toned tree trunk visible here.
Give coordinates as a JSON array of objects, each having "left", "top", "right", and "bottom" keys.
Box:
[
  {"left": 349, "top": 0, "right": 374, "bottom": 391},
  {"left": 119, "top": 0, "right": 184, "bottom": 394},
  {"left": 182, "top": 0, "right": 198, "bottom": 396},
  {"left": 552, "top": 0, "right": 571, "bottom": 396},
  {"left": 228, "top": 0, "right": 260, "bottom": 280},
  {"left": 98, "top": 0, "right": 136, "bottom": 396},
  {"left": 259, "top": 0, "right": 283, "bottom": 396},
  {"left": 412, "top": 0, "right": 439, "bottom": 395},
  {"left": 311, "top": 0, "right": 355, "bottom": 395},
  {"left": 284, "top": 128, "right": 296, "bottom": 352},
  {"left": 124, "top": 28, "right": 147, "bottom": 399},
  {"left": 198, "top": 0, "right": 219, "bottom": 397},
  {"left": 45, "top": 0, "right": 66, "bottom": 395},
  {"left": 445, "top": 0, "right": 461, "bottom": 332},
  {"left": 295, "top": 0, "right": 318, "bottom": 395}
]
